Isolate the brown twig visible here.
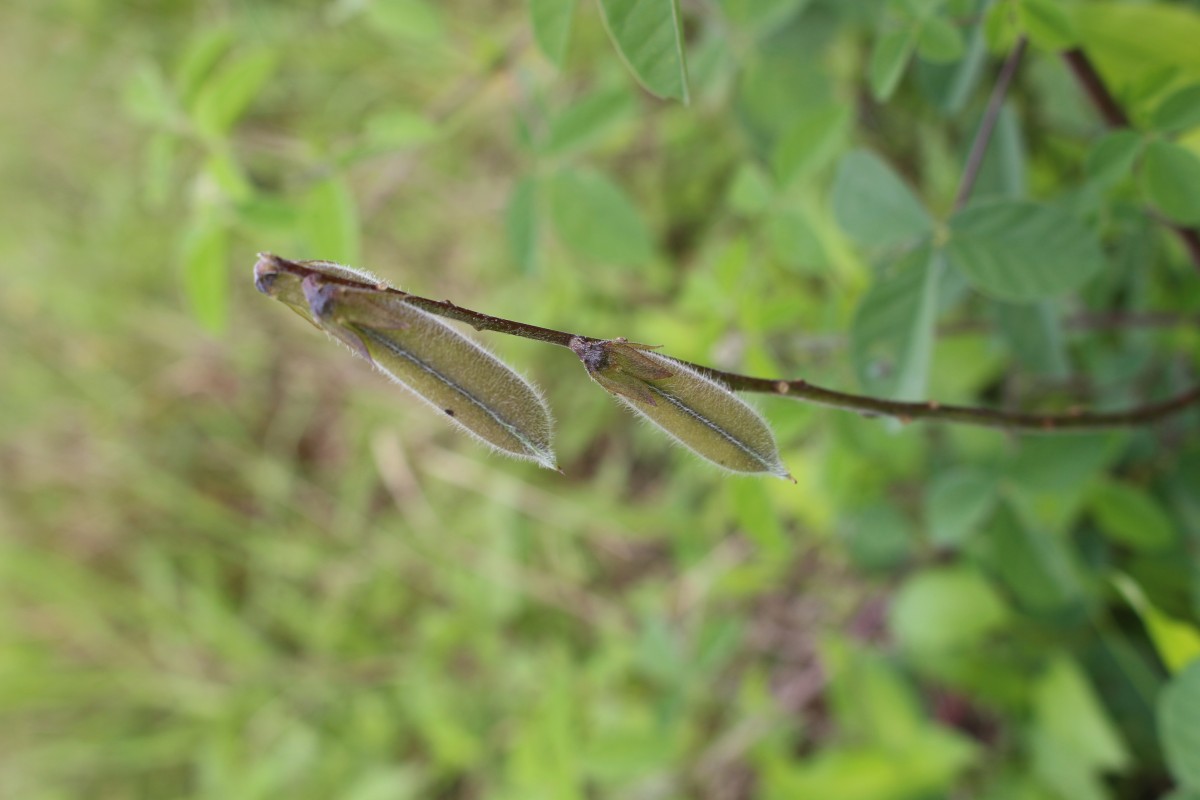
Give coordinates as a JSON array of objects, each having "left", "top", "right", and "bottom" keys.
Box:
[
  {"left": 258, "top": 254, "right": 1200, "bottom": 433},
  {"left": 1063, "top": 48, "right": 1200, "bottom": 269},
  {"left": 249, "top": 40, "right": 1200, "bottom": 439}
]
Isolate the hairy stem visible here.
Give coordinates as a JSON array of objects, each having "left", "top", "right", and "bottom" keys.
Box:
[
  {"left": 1063, "top": 48, "right": 1200, "bottom": 269},
  {"left": 258, "top": 254, "right": 1200, "bottom": 433}
]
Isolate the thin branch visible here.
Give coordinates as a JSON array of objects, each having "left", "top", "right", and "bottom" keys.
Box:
[
  {"left": 1063, "top": 48, "right": 1200, "bottom": 269},
  {"left": 1061, "top": 49, "right": 1130, "bottom": 127},
  {"left": 259, "top": 254, "right": 1200, "bottom": 433},
  {"left": 954, "top": 37, "right": 1027, "bottom": 211}
]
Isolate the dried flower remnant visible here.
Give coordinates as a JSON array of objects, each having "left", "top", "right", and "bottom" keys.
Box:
[
  {"left": 570, "top": 337, "right": 793, "bottom": 480},
  {"left": 254, "top": 255, "right": 557, "bottom": 470},
  {"left": 254, "top": 255, "right": 388, "bottom": 328}
]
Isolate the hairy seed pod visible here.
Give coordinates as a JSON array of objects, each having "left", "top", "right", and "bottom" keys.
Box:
[
  {"left": 254, "top": 256, "right": 557, "bottom": 470},
  {"left": 570, "top": 337, "right": 792, "bottom": 480}
]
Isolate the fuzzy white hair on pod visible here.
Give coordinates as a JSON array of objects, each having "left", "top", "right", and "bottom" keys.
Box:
[{"left": 304, "top": 285, "right": 558, "bottom": 471}]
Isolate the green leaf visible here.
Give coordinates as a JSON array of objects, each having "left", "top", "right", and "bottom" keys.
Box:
[
  {"left": 732, "top": 480, "right": 788, "bottom": 556},
  {"left": 364, "top": 0, "right": 444, "bottom": 42},
  {"left": 925, "top": 468, "right": 997, "bottom": 547},
  {"left": 1031, "top": 657, "right": 1129, "bottom": 800},
  {"left": 1005, "top": 434, "right": 1121, "bottom": 495},
  {"left": 344, "top": 769, "right": 423, "bottom": 800},
  {"left": 823, "top": 638, "right": 924, "bottom": 749},
  {"left": 303, "top": 175, "right": 361, "bottom": 265},
  {"left": 715, "top": 0, "right": 811, "bottom": 30},
  {"left": 543, "top": 87, "right": 636, "bottom": 156},
  {"left": 189, "top": 48, "right": 277, "bottom": 138},
  {"left": 1089, "top": 480, "right": 1177, "bottom": 552},
  {"left": 891, "top": 566, "right": 1011, "bottom": 654},
  {"left": 972, "top": 503, "right": 1084, "bottom": 614},
  {"left": 123, "top": 63, "right": 177, "bottom": 127},
  {"left": 506, "top": 176, "right": 539, "bottom": 275},
  {"left": 1077, "top": 4, "right": 1200, "bottom": 92},
  {"left": 897, "top": 0, "right": 947, "bottom": 19},
  {"left": 362, "top": 109, "right": 439, "bottom": 150},
  {"left": 529, "top": 0, "right": 577, "bottom": 66},
  {"left": 766, "top": 208, "right": 827, "bottom": 273},
  {"left": 983, "top": 0, "right": 1021, "bottom": 53},
  {"left": 946, "top": 199, "right": 1105, "bottom": 302},
  {"left": 597, "top": 0, "right": 690, "bottom": 103},
  {"left": 917, "top": 16, "right": 965, "bottom": 64},
  {"left": 1160, "top": 661, "right": 1200, "bottom": 789},
  {"left": 1151, "top": 83, "right": 1200, "bottom": 133},
  {"left": 1017, "top": 0, "right": 1078, "bottom": 51},
  {"left": 235, "top": 195, "right": 300, "bottom": 239},
  {"left": 180, "top": 212, "right": 228, "bottom": 332},
  {"left": 851, "top": 246, "right": 942, "bottom": 401},
  {"left": 1085, "top": 130, "right": 1144, "bottom": 188},
  {"left": 1083, "top": 632, "right": 1166, "bottom": 766},
  {"left": 832, "top": 150, "right": 932, "bottom": 250},
  {"left": 918, "top": 14, "right": 988, "bottom": 115},
  {"left": 800, "top": 638, "right": 978, "bottom": 796},
  {"left": 548, "top": 167, "right": 654, "bottom": 265},
  {"left": 993, "top": 299, "right": 1069, "bottom": 378},
  {"left": 716, "top": 0, "right": 812, "bottom": 37},
  {"left": 503, "top": 651, "right": 583, "bottom": 798},
  {"left": 1142, "top": 140, "right": 1200, "bottom": 225},
  {"left": 771, "top": 105, "right": 850, "bottom": 186},
  {"left": 1114, "top": 575, "right": 1200, "bottom": 675},
  {"left": 143, "top": 132, "right": 177, "bottom": 208},
  {"left": 967, "top": 103, "right": 1026, "bottom": 200},
  {"left": 761, "top": 738, "right": 978, "bottom": 800},
  {"left": 870, "top": 26, "right": 918, "bottom": 101},
  {"left": 201, "top": 150, "right": 252, "bottom": 202},
  {"left": 726, "top": 162, "right": 773, "bottom": 216},
  {"left": 841, "top": 502, "right": 915, "bottom": 571},
  {"left": 736, "top": 46, "right": 834, "bottom": 140},
  {"left": 339, "top": 109, "right": 439, "bottom": 166},
  {"left": 172, "top": 25, "right": 235, "bottom": 106}
]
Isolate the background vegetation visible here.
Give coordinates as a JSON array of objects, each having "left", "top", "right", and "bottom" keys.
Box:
[{"left": 3, "top": 0, "right": 1200, "bottom": 797}]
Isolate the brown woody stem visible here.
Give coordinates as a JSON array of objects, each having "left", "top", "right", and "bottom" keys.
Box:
[
  {"left": 1063, "top": 48, "right": 1200, "bottom": 269},
  {"left": 258, "top": 254, "right": 1200, "bottom": 433}
]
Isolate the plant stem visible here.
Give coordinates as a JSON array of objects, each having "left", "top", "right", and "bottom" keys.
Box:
[
  {"left": 259, "top": 254, "right": 1200, "bottom": 433},
  {"left": 1063, "top": 48, "right": 1200, "bottom": 269},
  {"left": 954, "top": 37, "right": 1027, "bottom": 211},
  {"left": 1061, "top": 49, "right": 1130, "bottom": 127}
]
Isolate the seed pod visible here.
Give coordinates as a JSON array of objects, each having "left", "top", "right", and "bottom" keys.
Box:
[
  {"left": 570, "top": 337, "right": 792, "bottom": 480},
  {"left": 254, "top": 256, "right": 557, "bottom": 470}
]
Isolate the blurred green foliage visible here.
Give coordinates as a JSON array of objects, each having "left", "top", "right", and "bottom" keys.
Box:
[{"left": 2, "top": 0, "right": 1200, "bottom": 798}]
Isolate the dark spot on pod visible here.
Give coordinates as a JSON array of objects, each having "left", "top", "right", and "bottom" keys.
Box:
[
  {"left": 302, "top": 275, "right": 339, "bottom": 321},
  {"left": 444, "top": 408, "right": 455, "bottom": 417},
  {"left": 254, "top": 270, "right": 277, "bottom": 295}
]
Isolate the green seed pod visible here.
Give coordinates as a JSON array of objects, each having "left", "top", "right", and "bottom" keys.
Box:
[
  {"left": 254, "top": 256, "right": 557, "bottom": 470},
  {"left": 570, "top": 337, "right": 792, "bottom": 480}
]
